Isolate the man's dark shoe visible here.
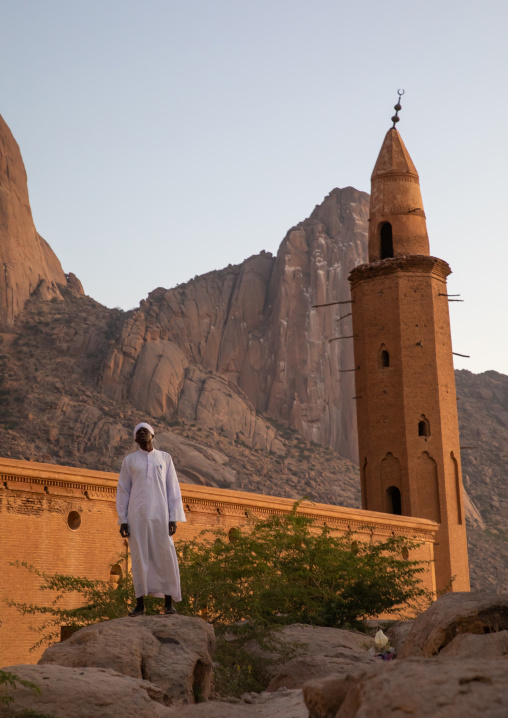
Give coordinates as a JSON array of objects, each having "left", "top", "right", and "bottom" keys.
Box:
[
  {"left": 128, "top": 606, "right": 145, "bottom": 617},
  {"left": 164, "top": 605, "right": 177, "bottom": 615}
]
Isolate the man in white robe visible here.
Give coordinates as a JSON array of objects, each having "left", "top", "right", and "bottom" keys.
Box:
[{"left": 116, "top": 422, "right": 186, "bottom": 616}]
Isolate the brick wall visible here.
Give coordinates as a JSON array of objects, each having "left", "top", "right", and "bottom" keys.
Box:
[{"left": 0, "top": 457, "right": 438, "bottom": 666}]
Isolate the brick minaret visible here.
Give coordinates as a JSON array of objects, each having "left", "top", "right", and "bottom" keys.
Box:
[{"left": 348, "top": 122, "right": 470, "bottom": 593}]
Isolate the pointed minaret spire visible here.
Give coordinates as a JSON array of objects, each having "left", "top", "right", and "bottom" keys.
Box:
[{"left": 368, "top": 92, "right": 430, "bottom": 262}]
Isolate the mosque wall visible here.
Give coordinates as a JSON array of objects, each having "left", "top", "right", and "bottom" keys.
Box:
[{"left": 0, "top": 457, "right": 438, "bottom": 667}]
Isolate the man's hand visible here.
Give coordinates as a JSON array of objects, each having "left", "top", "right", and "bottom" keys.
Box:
[
  {"left": 120, "top": 523, "right": 130, "bottom": 538},
  {"left": 169, "top": 521, "right": 177, "bottom": 536}
]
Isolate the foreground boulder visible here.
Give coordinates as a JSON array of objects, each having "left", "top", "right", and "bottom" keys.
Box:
[
  {"left": 267, "top": 651, "right": 377, "bottom": 692},
  {"left": 348, "top": 658, "right": 508, "bottom": 718},
  {"left": 304, "top": 672, "right": 361, "bottom": 718},
  {"left": 175, "top": 704, "right": 258, "bottom": 717},
  {"left": 0, "top": 664, "right": 173, "bottom": 718},
  {"left": 440, "top": 630, "right": 508, "bottom": 658},
  {"left": 241, "top": 687, "right": 308, "bottom": 717},
  {"left": 175, "top": 688, "right": 307, "bottom": 717},
  {"left": 307, "top": 658, "right": 508, "bottom": 718},
  {"left": 39, "top": 614, "right": 215, "bottom": 704},
  {"left": 398, "top": 592, "right": 508, "bottom": 658},
  {"left": 245, "top": 624, "right": 375, "bottom": 691}
]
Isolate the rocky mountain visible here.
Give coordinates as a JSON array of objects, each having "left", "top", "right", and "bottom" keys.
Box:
[
  {"left": 0, "top": 113, "right": 507, "bottom": 592},
  {"left": 99, "top": 185, "right": 369, "bottom": 464},
  {"left": 0, "top": 287, "right": 362, "bottom": 507},
  {"left": 454, "top": 370, "right": 508, "bottom": 592},
  {"left": 0, "top": 114, "right": 82, "bottom": 328}
]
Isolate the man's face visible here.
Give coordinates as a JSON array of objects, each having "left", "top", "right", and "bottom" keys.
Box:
[{"left": 135, "top": 427, "right": 153, "bottom": 448}]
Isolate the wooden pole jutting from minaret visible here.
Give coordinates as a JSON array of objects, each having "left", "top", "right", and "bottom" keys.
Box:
[{"left": 348, "top": 108, "right": 470, "bottom": 594}]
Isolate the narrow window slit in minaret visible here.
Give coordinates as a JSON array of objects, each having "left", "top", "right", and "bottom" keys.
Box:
[
  {"left": 418, "top": 416, "right": 430, "bottom": 437},
  {"left": 380, "top": 222, "right": 393, "bottom": 259}
]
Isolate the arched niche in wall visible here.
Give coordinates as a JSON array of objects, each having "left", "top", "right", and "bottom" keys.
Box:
[
  {"left": 109, "top": 564, "right": 123, "bottom": 586},
  {"left": 228, "top": 527, "right": 240, "bottom": 543},
  {"left": 416, "top": 451, "right": 441, "bottom": 523},
  {"left": 378, "top": 344, "right": 390, "bottom": 369},
  {"left": 418, "top": 415, "right": 431, "bottom": 437},
  {"left": 380, "top": 222, "right": 393, "bottom": 259},
  {"left": 381, "top": 452, "right": 402, "bottom": 514}
]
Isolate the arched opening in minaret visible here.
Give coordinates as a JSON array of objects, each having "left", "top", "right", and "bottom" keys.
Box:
[
  {"left": 380, "top": 223, "right": 393, "bottom": 259},
  {"left": 386, "top": 486, "right": 402, "bottom": 515},
  {"left": 378, "top": 345, "right": 390, "bottom": 368},
  {"left": 418, "top": 416, "right": 430, "bottom": 437}
]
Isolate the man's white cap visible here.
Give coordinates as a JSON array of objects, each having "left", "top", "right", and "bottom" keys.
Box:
[{"left": 133, "top": 422, "right": 155, "bottom": 440}]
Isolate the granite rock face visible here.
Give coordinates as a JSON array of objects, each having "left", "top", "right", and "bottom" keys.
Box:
[
  {"left": 0, "top": 114, "right": 78, "bottom": 328},
  {"left": 38, "top": 614, "right": 215, "bottom": 704},
  {"left": 100, "top": 188, "right": 369, "bottom": 461}
]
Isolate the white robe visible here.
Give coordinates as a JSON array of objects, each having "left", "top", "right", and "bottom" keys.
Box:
[{"left": 116, "top": 448, "right": 186, "bottom": 600}]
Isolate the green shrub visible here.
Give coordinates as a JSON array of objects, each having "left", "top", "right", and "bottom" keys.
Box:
[{"left": 176, "top": 507, "right": 431, "bottom": 630}]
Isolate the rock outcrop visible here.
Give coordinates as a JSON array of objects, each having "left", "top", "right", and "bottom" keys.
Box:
[
  {"left": 0, "top": 114, "right": 81, "bottom": 328},
  {"left": 303, "top": 672, "right": 359, "bottom": 718},
  {"left": 398, "top": 591, "right": 508, "bottom": 658},
  {"left": 304, "top": 658, "right": 508, "bottom": 718},
  {"left": 243, "top": 624, "right": 375, "bottom": 692},
  {"left": 99, "top": 187, "right": 369, "bottom": 461},
  {"left": 6, "top": 602, "right": 508, "bottom": 718},
  {"left": 267, "top": 650, "right": 376, "bottom": 693},
  {"left": 302, "top": 594, "right": 508, "bottom": 717},
  {"left": 0, "top": 664, "right": 173, "bottom": 718},
  {"left": 176, "top": 690, "right": 308, "bottom": 717},
  {"left": 439, "top": 630, "right": 508, "bottom": 658},
  {"left": 38, "top": 614, "right": 215, "bottom": 704},
  {"left": 175, "top": 703, "right": 258, "bottom": 717}
]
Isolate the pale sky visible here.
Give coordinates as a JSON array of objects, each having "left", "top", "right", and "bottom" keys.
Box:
[{"left": 1, "top": 0, "right": 507, "bottom": 375}]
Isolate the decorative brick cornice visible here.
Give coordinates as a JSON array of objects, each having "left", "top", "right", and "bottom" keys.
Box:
[
  {"left": 372, "top": 174, "right": 419, "bottom": 184},
  {"left": 349, "top": 255, "right": 451, "bottom": 287},
  {"left": 0, "top": 457, "right": 437, "bottom": 542},
  {"left": 180, "top": 484, "right": 437, "bottom": 540}
]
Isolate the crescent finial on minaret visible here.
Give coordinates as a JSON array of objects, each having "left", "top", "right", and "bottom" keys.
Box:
[{"left": 391, "top": 89, "right": 405, "bottom": 128}]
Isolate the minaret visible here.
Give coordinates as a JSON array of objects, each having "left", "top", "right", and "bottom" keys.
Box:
[{"left": 348, "top": 95, "right": 470, "bottom": 593}]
